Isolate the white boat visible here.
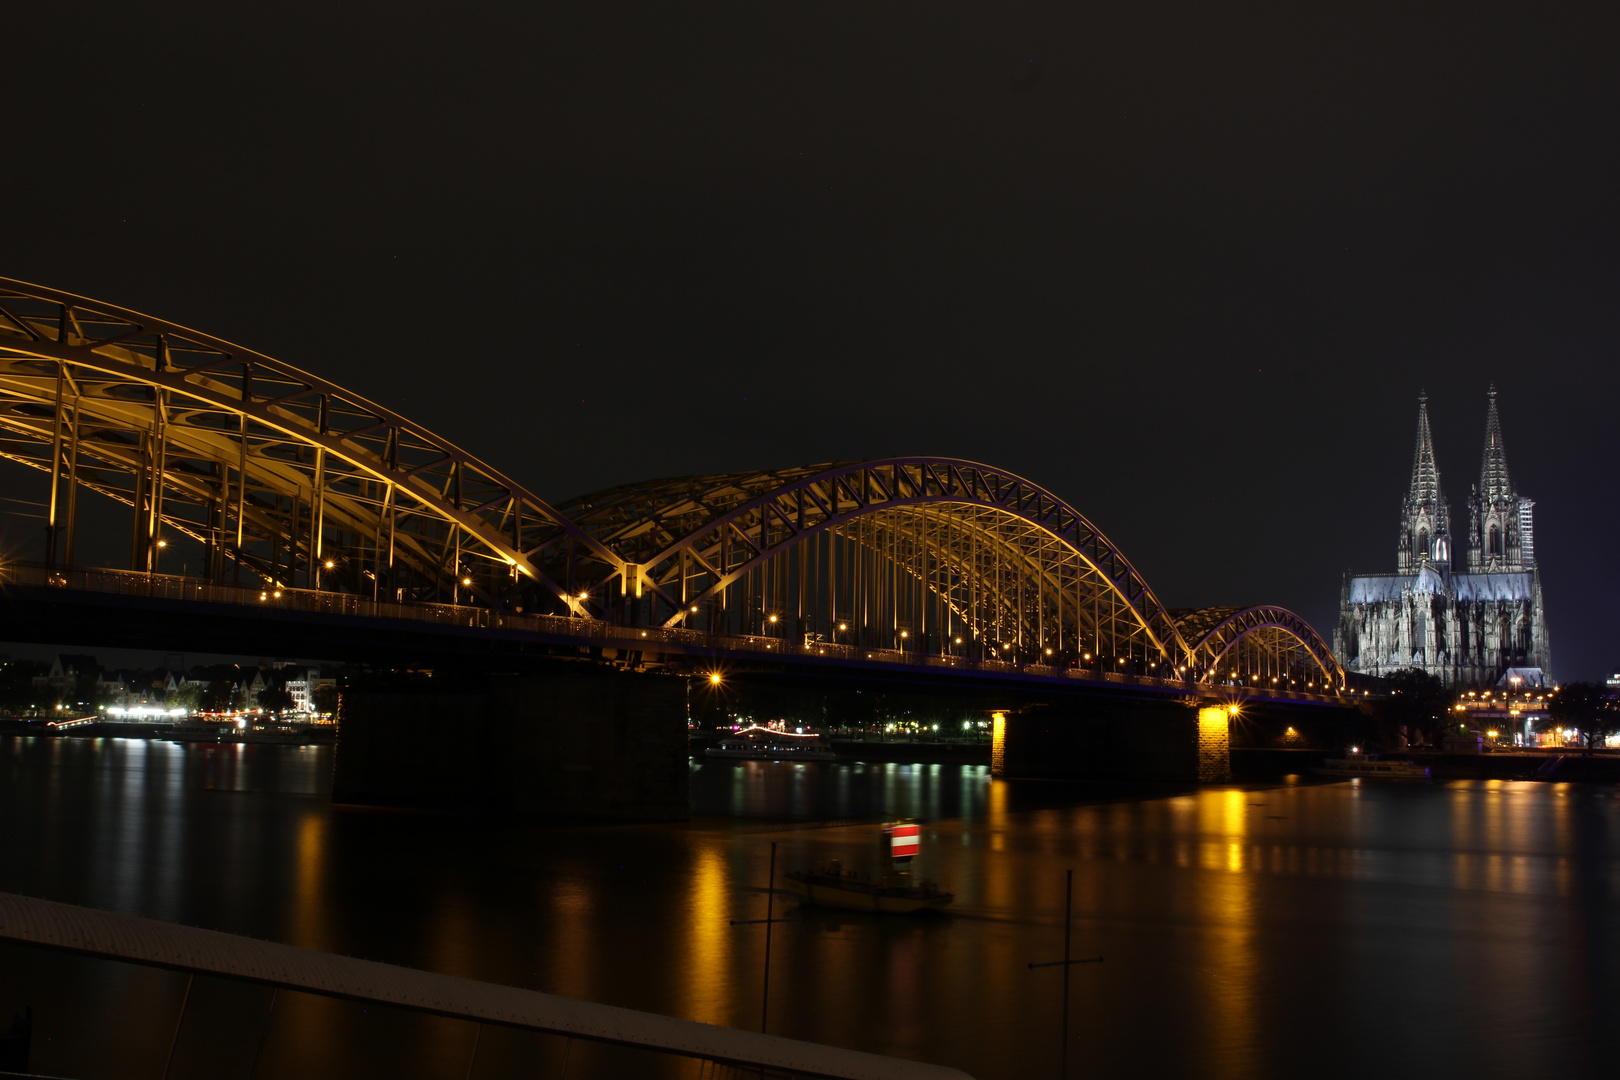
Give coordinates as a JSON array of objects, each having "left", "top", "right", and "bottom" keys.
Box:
[
  {"left": 703, "top": 725, "right": 837, "bottom": 761},
  {"left": 1313, "top": 752, "right": 1430, "bottom": 779}
]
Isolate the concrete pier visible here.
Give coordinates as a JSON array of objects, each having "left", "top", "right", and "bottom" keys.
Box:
[
  {"left": 992, "top": 697, "right": 1366, "bottom": 783},
  {"left": 993, "top": 699, "right": 1203, "bottom": 782},
  {"left": 332, "top": 665, "right": 689, "bottom": 821}
]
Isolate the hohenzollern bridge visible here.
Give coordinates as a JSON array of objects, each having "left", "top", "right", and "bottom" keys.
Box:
[{"left": 0, "top": 277, "right": 1348, "bottom": 712}]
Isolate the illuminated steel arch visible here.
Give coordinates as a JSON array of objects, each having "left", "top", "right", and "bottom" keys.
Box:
[
  {"left": 1172, "top": 605, "right": 1343, "bottom": 689},
  {"left": 0, "top": 278, "right": 1345, "bottom": 690},
  {"left": 0, "top": 278, "right": 621, "bottom": 606},
  {"left": 551, "top": 459, "right": 1193, "bottom": 666}
]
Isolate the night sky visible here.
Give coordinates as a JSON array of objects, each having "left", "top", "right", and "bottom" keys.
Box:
[{"left": 7, "top": 3, "right": 1619, "bottom": 679}]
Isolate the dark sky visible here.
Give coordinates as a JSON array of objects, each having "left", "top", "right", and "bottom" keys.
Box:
[{"left": 7, "top": 2, "right": 1618, "bottom": 678}]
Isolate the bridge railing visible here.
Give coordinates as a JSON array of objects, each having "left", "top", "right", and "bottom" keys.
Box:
[
  {"left": 0, "top": 891, "right": 972, "bottom": 1080},
  {"left": 0, "top": 563, "right": 1348, "bottom": 702}
]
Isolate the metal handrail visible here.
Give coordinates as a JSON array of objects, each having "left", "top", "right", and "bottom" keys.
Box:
[{"left": 0, "top": 891, "right": 972, "bottom": 1080}]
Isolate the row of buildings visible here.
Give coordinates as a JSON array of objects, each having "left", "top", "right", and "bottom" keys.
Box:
[
  {"left": 26, "top": 656, "right": 335, "bottom": 715},
  {"left": 1336, "top": 386, "right": 1553, "bottom": 689}
]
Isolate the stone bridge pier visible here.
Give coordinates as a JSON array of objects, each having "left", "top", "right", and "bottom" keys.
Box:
[
  {"left": 992, "top": 698, "right": 1364, "bottom": 784},
  {"left": 332, "top": 664, "right": 689, "bottom": 821}
]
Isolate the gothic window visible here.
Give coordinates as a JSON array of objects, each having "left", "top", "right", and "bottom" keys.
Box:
[
  {"left": 1417, "top": 529, "right": 1428, "bottom": 560},
  {"left": 1489, "top": 524, "right": 1502, "bottom": 557},
  {"left": 1517, "top": 617, "right": 1531, "bottom": 658}
]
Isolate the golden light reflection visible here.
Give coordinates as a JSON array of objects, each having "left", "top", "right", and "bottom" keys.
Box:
[
  {"left": 681, "top": 846, "right": 733, "bottom": 1026},
  {"left": 291, "top": 813, "right": 330, "bottom": 951},
  {"left": 1195, "top": 788, "right": 1257, "bottom": 1074},
  {"left": 549, "top": 878, "right": 597, "bottom": 1003},
  {"left": 287, "top": 812, "right": 340, "bottom": 1064},
  {"left": 988, "top": 778, "right": 1009, "bottom": 853},
  {"left": 990, "top": 711, "right": 1007, "bottom": 777}
]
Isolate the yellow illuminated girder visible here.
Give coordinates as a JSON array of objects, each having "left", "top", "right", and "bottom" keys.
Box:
[
  {"left": 0, "top": 278, "right": 619, "bottom": 604},
  {"left": 0, "top": 277, "right": 1345, "bottom": 689}
]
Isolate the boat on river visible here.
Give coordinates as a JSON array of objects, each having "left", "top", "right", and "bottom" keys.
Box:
[
  {"left": 704, "top": 725, "right": 837, "bottom": 761},
  {"left": 1313, "top": 752, "right": 1430, "bottom": 779},
  {"left": 781, "top": 860, "right": 954, "bottom": 914}
]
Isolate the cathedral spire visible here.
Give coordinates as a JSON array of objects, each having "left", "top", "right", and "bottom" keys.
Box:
[
  {"left": 1409, "top": 390, "right": 1442, "bottom": 505},
  {"left": 1478, "top": 382, "right": 1513, "bottom": 499},
  {"left": 1466, "top": 382, "right": 1531, "bottom": 572},
  {"left": 1399, "top": 390, "right": 1450, "bottom": 571}
]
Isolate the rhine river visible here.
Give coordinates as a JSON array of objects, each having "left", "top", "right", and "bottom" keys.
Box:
[{"left": 1, "top": 736, "right": 1617, "bottom": 1079}]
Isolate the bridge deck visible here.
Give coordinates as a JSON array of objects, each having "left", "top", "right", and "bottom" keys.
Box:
[{"left": 1, "top": 563, "right": 1349, "bottom": 705}]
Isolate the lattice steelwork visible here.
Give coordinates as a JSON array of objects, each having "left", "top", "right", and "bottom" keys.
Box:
[
  {"left": 1172, "top": 606, "right": 1341, "bottom": 693},
  {"left": 0, "top": 277, "right": 1344, "bottom": 690},
  {"left": 552, "top": 461, "right": 1188, "bottom": 667},
  {"left": 0, "top": 278, "right": 618, "bottom": 607},
  {"left": 552, "top": 462, "right": 1345, "bottom": 687}
]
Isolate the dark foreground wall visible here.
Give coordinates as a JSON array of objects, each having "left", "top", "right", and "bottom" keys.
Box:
[{"left": 332, "top": 666, "right": 689, "bottom": 821}]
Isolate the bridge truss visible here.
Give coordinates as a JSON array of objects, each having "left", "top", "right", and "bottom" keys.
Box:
[{"left": 0, "top": 278, "right": 1343, "bottom": 692}]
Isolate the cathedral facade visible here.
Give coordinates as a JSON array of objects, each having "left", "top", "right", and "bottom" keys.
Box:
[{"left": 1336, "top": 387, "right": 1551, "bottom": 688}]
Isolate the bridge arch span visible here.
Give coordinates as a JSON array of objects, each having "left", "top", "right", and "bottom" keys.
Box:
[
  {"left": 1172, "top": 605, "right": 1343, "bottom": 692},
  {"left": 0, "top": 277, "right": 1344, "bottom": 691},
  {"left": 553, "top": 459, "right": 1189, "bottom": 667},
  {"left": 0, "top": 277, "right": 620, "bottom": 606}
]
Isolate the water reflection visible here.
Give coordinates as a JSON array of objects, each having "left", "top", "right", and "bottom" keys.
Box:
[
  {"left": 1, "top": 739, "right": 1618, "bottom": 1080},
  {"left": 1196, "top": 789, "right": 1257, "bottom": 1079},
  {"left": 681, "top": 847, "right": 731, "bottom": 1025}
]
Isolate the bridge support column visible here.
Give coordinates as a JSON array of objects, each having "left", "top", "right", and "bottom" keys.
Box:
[
  {"left": 1196, "top": 706, "right": 1232, "bottom": 783},
  {"left": 996, "top": 698, "right": 1206, "bottom": 783},
  {"left": 990, "top": 710, "right": 1008, "bottom": 777},
  {"left": 332, "top": 665, "right": 689, "bottom": 821}
]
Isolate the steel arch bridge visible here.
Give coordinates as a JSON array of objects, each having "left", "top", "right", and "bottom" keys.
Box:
[{"left": 0, "top": 278, "right": 1344, "bottom": 694}]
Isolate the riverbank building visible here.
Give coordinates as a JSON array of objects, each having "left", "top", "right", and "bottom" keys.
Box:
[{"left": 1336, "top": 386, "right": 1552, "bottom": 688}]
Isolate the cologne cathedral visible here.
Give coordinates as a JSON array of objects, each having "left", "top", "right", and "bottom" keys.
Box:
[{"left": 1336, "top": 386, "right": 1551, "bottom": 688}]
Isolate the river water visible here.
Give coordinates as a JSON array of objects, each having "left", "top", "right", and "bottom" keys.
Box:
[{"left": 1, "top": 735, "right": 1616, "bottom": 1079}]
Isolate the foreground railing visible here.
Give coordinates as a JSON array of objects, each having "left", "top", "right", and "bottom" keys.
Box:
[
  {"left": 0, "top": 563, "right": 1345, "bottom": 702},
  {"left": 0, "top": 891, "right": 971, "bottom": 1080}
]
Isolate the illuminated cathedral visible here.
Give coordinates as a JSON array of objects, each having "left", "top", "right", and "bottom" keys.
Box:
[{"left": 1336, "top": 386, "right": 1551, "bottom": 688}]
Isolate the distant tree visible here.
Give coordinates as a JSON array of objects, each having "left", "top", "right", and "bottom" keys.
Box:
[
  {"left": 91, "top": 680, "right": 122, "bottom": 711},
  {"left": 256, "top": 685, "right": 296, "bottom": 715},
  {"left": 0, "top": 661, "right": 46, "bottom": 714},
  {"left": 201, "top": 680, "right": 235, "bottom": 712},
  {"left": 1379, "top": 667, "right": 1454, "bottom": 747},
  {"left": 1548, "top": 682, "right": 1618, "bottom": 755},
  {"left": 311, "top": 684, "right": 340, "bottom": 718},
  {"left": 168, "top": 683, "right": 202, "bottom": 715},
  {"left": 70, "top": 668, "right": 101, "bottom": 710}
]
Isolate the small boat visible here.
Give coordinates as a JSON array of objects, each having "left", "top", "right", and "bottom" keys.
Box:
[
  {"left": 1313, "top": 751, "right": 1430, "bottom": 779},
  {"left": 704, "top": 725, "right": 837, "bottom": 761},
  {"left": 781, "top": 860, "right": 954, "bottom": 914}
]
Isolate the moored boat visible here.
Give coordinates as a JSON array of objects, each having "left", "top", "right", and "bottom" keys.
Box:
[
  {"left": 1313, "top": 751, "right": 1430, "bottom": 779},
  {"left": 781, "top": 861, "right": 954, "bottom": 914},
  {"left": 704, "top": 725, "right": 837, "bottom": 761}
]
